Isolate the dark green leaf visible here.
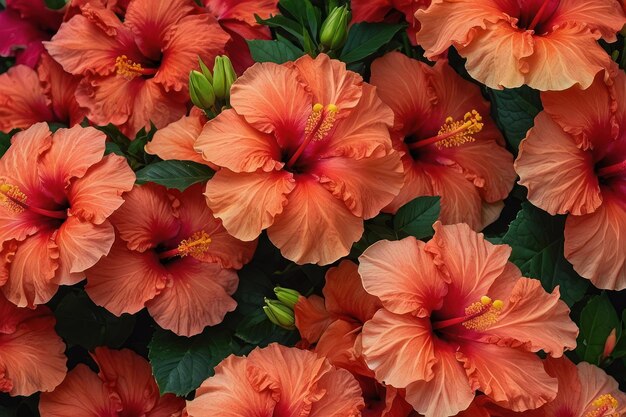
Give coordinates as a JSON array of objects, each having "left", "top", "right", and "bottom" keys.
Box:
[
  {"left": 393, "top": 196, "right": 440, "bottom": 240},
  {"left": 350, "top": 213, "right": 397, "bottom": 257},
  {"left": 135, "top": 160, "right": 214, "bottom": 191},
  {"left": 255, "top": 14, "right": 305, "bottom": 43},
  {"left": 488, "top": 86, "right": 542, "bottom": 154},
  {"left": 104, "top": 142, "right": 125, "bottom": 156},
  {"left": 149, "top": 327, "right": 239, "bottom": 396},
  {"left": 0, "top": 130, "right": 15, "bottom": 157},
  {"left": 502, "top": 202, "right": 588, "bottom": 306},
  {"left": 44, "top": 0, "right": 66, "bottom": 9},
  {"left": 247, "top": 39, "right": 304, "bottom": 64},
  {"left": 340, "top": 23, "right": 404, "bottom": 64},
  {"left": 576, "top": 294, "right": 620, "bottom": 364},
  {"left": 54, "top": 291, "right": 135, "bottom": 350}
]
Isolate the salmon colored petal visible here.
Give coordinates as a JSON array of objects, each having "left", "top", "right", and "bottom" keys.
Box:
[
  {"left": 480, "top": 278, "right": 578, "bottom": 356},
  {"left": 147, "top": 259, "right": 238, "bottom": 336},
  {"left": 539, "top": 357, "right": 582, "bottom": 417},
  {"left": 145, "top": 113, "right": 207, "bottom": 164},
  {"left": 404, "top": 342, "right": 474, "bottom": 417},
  {"left": 110, "top": 184, "right": 179, "bottom": 252},
  {"left": 0, "top": 65, "right": 52, "bottom": 132},
  {"left": 205, "top": 168, "right": 295, "bottom": 241},
  {"left": 314, "top": 319, "right": 370, "bottom": 377},
  {"left": 85, "top": 240, "right": 167, "bottom": 315},
  {"left": 291, "top": 54, "right": 363, "bottom": 114},
  {"left": 384, "top": 156, "right": 435, "bottom": 213},
  {"left": 361, "top": 309, "right": 436, "bottom": 388},
  {"left": 294, "top": 294, "right": 332, "bottom": 344},
  {"left": 0, "top": 122, "right": 51, "bottom": 192},
  {"left": 577, "top": 361, "right": 626, "bottom": 416},
  {"left": 314, "top": 152, "right": 404, "bottom": 219},
  {"left": 38, "top": 53, "right": 85, "bottom": 126},
  {"left": 553, "top": 0, "right": 626, "bottom": 40},
  {"left": 0, "top": 313, "right": 66, "bottom": 396},
  {"left": 516, "top": 113, "right": 601, "bottom": 216},
  {"left": 458, "top": 342, "right": 557, "bottom": 411},
  {"left": 146, "top": 394, "right": 185, "bottom": 417},
  {"left": 481, "top": 201, "right": 505, "bottom": 230},
  {"left": 359, "top": 237, "right": 447, "bottom": 317},
  {"left": 309, "top": 367, "right": 365, "bottom": 417},
  {"left": 267, "top": 177, "right": 364, "bottom": 265},
  {"left": 230, "top": 62, "right": 311, "bottom": 138},
  {"left": 351, "top": 0, "right": 392, "bottom": 23},
  {"left": 1, "top": 232, "right": 59, "bottom": 308},
  {"left": 195, "top": 109, "right": 283, "bottom": 173},
  {"left": 67, "top": 154, "right": 135, "bottom": 224},
  {"left": 186, "top": 355, "right": 277, "bottom": 417},
  {"left": 323, "top": 260, "right": 381, "bottom": 324},
  {"left": 39, "top": 365, "right": 120, "bottom": 417},
  {"left": 564, "top": 192, "right": 626, "bottom": 290}
]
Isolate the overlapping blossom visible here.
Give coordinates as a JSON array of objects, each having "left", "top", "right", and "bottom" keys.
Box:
[{"left": 351, "top": 0, "right": 429, "bottom": 45}]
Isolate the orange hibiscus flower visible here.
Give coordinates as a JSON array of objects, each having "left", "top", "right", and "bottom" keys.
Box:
[
  {"left": 0, "top": 293, "right": 66, "bottom": 397},
  {"left": 0, "top": 123, "right": 135, "bottom": 307},
  {"left": 45, "top": 0, "right": 230, "bottom": 137},
  {"left": 358, "top": 222, "right": 578, "bottom": 417},
  {"left": 351, "top": 0, "right": 430, "bottom": 45},
  {"left": 185, "top": 343, "right": 364, "bottom": 417},
  {"left": 194, "top": 53, "right": 404, "bottom": 265},
  {"left": 416, "top": 0, "right": 626, "bottom": 90},
  {"left": 516, "top": 70, "right": 626, "bottom": 290},
  {"left": 39, "top": 347, "right": 184, "bottom": 417},
  {"left": 86, "top": 183, "right": 257, "bottom": 336},
  {"left": 370, "top": 52, "right": 515, "bottom": 230}
]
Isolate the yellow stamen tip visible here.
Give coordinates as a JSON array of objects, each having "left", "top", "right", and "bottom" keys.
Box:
[
  {"left": 115, "top": 55, "right": 144, "bottom": 79},
  {"left": 480, "top": 296, "right": 492, "bottom": 305},
  {"left": 326, "top": 103, "right": 338, "bottom": 113},
  {"left": 435, "top": 109, "right": 484, "bottom": 149},
  {"left": 493, "top": 300, "right": 504, "bottom": 309},
  {"left": 313, "top": 103, "right": 324, "bottom": 112},
  {"left": 586, "top": 394, "right": 619, "bottom": 417},
  {"left": 0, "top": 182, "right": 26, "bottom": 213},
  {"left": 0, "top": 184, "right": 10, "bottom": 193},
  {"left": 177, "top": 231, "right": 212, "bottom": 259}
]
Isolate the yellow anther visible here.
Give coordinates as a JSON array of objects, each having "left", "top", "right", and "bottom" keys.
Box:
[
  {"left": 0, "top": 183, "right": 26, "bottom": 213},
  {"left": 326, "top": 103, "right": 338, "bottom": 113},
  {"left": 177, "top": 231, "right": 212, "bottom": 259},
  {"left": 586, "top": 394, "right": 619, "bottom": 417},
  {"left": 313, "top": 103, "right": 324, "bottom": 112},
  {"left": 480, "top": 296, "right": 492, "bottom": 305},
  {"left": 115, "top": 55, "right": 144, "bottom": 79},
  {"left": 493, "top": 299, "right": 504, "bottom": 309},
  {"left": 435, "top": 109, "right": 483, "bottom": 149},
  {"left": 304, "top": 103, "right": 339, "bottom": 141},
  {"left": 462, "top": 296, "right": 501, "bottom": 331}
]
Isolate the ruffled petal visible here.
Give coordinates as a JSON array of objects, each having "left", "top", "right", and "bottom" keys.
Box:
[
  {"left": 294, "top": 295, "right": 332, "bottom": 344},
  {"left": 145, "top": 112, "right": 208, "bottom": 164},
  {"left": 146, "top": 258, "right": 238, "bottom": 336},
  {"left": 361, "top": 309, "right": 436, "bottom": 387},
  {"left": 205, "top": 0, "right": 278, "bottom": 27},
  {"left": 577, "top": 361, "right": 626, "bottom": 416},
  {"left": 38, "top": 53, "right": 86, "bottom": 126},
  {"left": 146, "top": 394, "right": 185, "bottom": 417},
  {"left": 359, "top": 237, "right": 448, "bottom": 317},
  {"left": 205, "top": 169, "right": 295, "bottom": 241},
  {"left": 384, "top": 156, "right": 435, "bottom": 213},
  {"left": 539, "top": 357, "right": 582, "bottom": 417},
  {"left": 552, "top": 0, "right": 626, "bottom": 40},
  {"left": 0, "top": 65, "right": 52, "bottom": 132},
  {"left": 309, "top": 366, "right": 365, "bottom": 417},
  {"left": 267, "top": 177, "right": 364, "bottom": 265},
  {"left": 314, "top": 319, "right": 370, "bottom": 377}
]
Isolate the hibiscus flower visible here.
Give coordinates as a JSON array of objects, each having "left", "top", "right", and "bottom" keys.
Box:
[
  {"left": 45, "top": 0, "right": 230, "bottom": 137},
  {"left": 0, "top": 293, "right": 66, "bottom": 397},
  {"left": 370, "top": 52, "right": 515, "bottom": 230},
  {"left": 351, "top": 0, "right": 430, "bottom": 45},
  {"left": 85, "top": 183, "right": 257, "bottom": 336},
  {"left": 358, "top": 222, "right": 578, "bottom": 417},
  {"left": 39, "top": 347, "right": 184, "bottom": 417},
  {"left": 185, "top": 343, "right": 364, "bottom": 417},
  {"left": 516, "top": 69, "right": 626, "bottom": 290},
  {"left": 0, "top": 123, "right": 135, "bottom": 307},
  {"left": 194, "top": 53, "right": 404, "bottom": 265},
  {"left": 415, "top": 0, "right": 626, "bottom": 90}
]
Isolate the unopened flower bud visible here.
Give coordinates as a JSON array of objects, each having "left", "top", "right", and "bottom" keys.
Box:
[
  {"left": 212, "top": 55, "right": 237, "bottom": 101},
  {"left": 602, "top": 328, "right": 618, "bottom": 361},
  {"left": 263, "top": 299, "right": 295, "bottom": 330},
  {"left": 198, "top": 57, "right": 213, "bottom": 83},
  {"left": 320, "top": 5, "right": 350, "bottom": 50},
  {"left": 274, "top": 287, "right": 301, "bottom": 310},
  {"left": 189, "top": 70, "right": 215, "bottom": 110}
]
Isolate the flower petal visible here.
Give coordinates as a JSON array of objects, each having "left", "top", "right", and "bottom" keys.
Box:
[
  {"left": 577, "top": 361, "right": 626, "bottom": 416},
  {"left": 294, "top": 294, "right": 332, "bottom": 344},
  {"left": 384, "top": 155, "right": 435, "bottom": 213},
  {"left": 552, "top": 0, "right": 626, "bottom": 40},
  {"left": 38, "top": 52, "right": 86, "bottom": 127},
  {"left": 0, "top": 65, "right": 52, "bottom": 132},
  {"left": 145, "top": 112, "right": 208, "bottom": 164}
]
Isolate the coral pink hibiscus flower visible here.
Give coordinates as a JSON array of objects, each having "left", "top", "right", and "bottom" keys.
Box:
[
  {"left": 370, "top": 52, "right": 515, "bottom": 230},
  {"left": 351, "top": 0, "right": 430, "bottom": 45},
  {"left": 45, "top": 0, "right": 230, "bottom": 137},
  {"left": 194, "top": 53, "right": 404, "bottom": 265},
  {"left": 0, "top": 293, "right": 66, "bottom": 397},
  {"left": 0, "top": 53, "right": 85, "bottom": 133},
  {"left": 416, "top": 0, "right": 626, "bottom": 90},
  {"left": 0, "top": 123, "right": 135, "bottom": 307},
  {"left": 39, "top": 347, "right": 184, "bottom": 417},
  {"left": 516, "top": 70, "right": 626, "bottom": 290},
  {"left": 85, "top": 183, "right": 257, "bottom": 336},
  {"left": 358, "top": 222, "right": 578, "bottom": 417},
  {"left": 185, "top": 343, "right": 364, "bottom": 417}
]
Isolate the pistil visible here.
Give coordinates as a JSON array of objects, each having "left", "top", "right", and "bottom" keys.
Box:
[
  {"left": 585, "top": 394, "right": 619, "bottom": 417},
  {"left": 0, "top": 184, "right": 67, "bottom": 219},
  {"left": 432, "top": 296, "right": 503, "bottom": 331},
  {"left": 115, "top": 55, "right": 158, "bottom": 79},
  {"left": 597, "top": 159, "right": 626, "bottom": 179},
  {"left": 158, "top": 231, "right": 212, "bottom": 260},
  {"left": 286, "top": 103, "right": 338, "bottom": 169},
  {"left": 408, "top": 110, "right": 483, "bottom": 151}
]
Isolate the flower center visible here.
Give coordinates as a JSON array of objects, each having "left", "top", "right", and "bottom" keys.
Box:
[
  {"left": 0, "top": 183, "right": 67, "bottom": 219},
  {"left": 286, "top": 103, "right": 339, "bottom": 169},
  {"left": 515, "top": 0, "right": 560, "bottom": 33},
  {"left": 115, "top": 55, "right": 158, "bottom": 80},
  {"left": 432, "top": 296, "right": 504, "bottom": 331},
  {"left": 597, "top": 159, "right": 626, "bottom": 179},
  {"left": 585, "top": 394, "right": 619, "bottom": 417},
  {"left": 408, "top": 110, "right": 483, "bottom": 151},
  {"left": 157, "top": 230, "right": 212, "bottom": 260}
]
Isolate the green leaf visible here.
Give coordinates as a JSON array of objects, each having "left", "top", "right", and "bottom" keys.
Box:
[
  {"left": 576, "top": 294, "right": 620, "bottom": 364},
  {"left": 54, "top": 291, "right": 135, "bottom": 350},
  {"left": 44, "top": 0, "right": 67, "bottom": 9},
  {"left": 393, "top": 196, "right": 440, "bottom": 240},
  {"left": 340, "top": 23, "right": 404, "bottom": 64},
  {"left": 105, "top": 142, "right": 125, "bottom": 156},
  {"left": 135, "top": 160, "right": 214, "bottom": 191},
  {"left": 502, "top": 202, "right": 588, "bottom": 306},
  {"left": 149, "top": 327, "right": 240, "bottom": 396},
  {"left": 255, "top": 14, "right": 305, "bottom": 43},
  {"left": 488, "top": 86, "right": 542, "bottom": 154},
  {"left": 0, "top": 130, "right": 14, "bottom": 157},
  {"left": 350, "top": 213, "right": 398, "bottom": 257},
  {"left": 247, "top": 39, "right": 304, "bottom": 64}
]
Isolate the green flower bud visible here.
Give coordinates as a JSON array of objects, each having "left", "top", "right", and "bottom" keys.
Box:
[
  {"left": 198, "top": 57, "right": 213, "bottom": 83},
  {"left": 274, "top": 286, "right": 301, "bottom": 310},
  {"left": 212, "top": 55, "right": 237, "bottom": 101},
  {"left": 189, "top": 70, "right": 215, "bottom": 110},
  {"left": 320, "top": 5, "right": 350, "bottom": 50},
  {"left": 263, "top": 299, "right": 295, "bottom": 330}
]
